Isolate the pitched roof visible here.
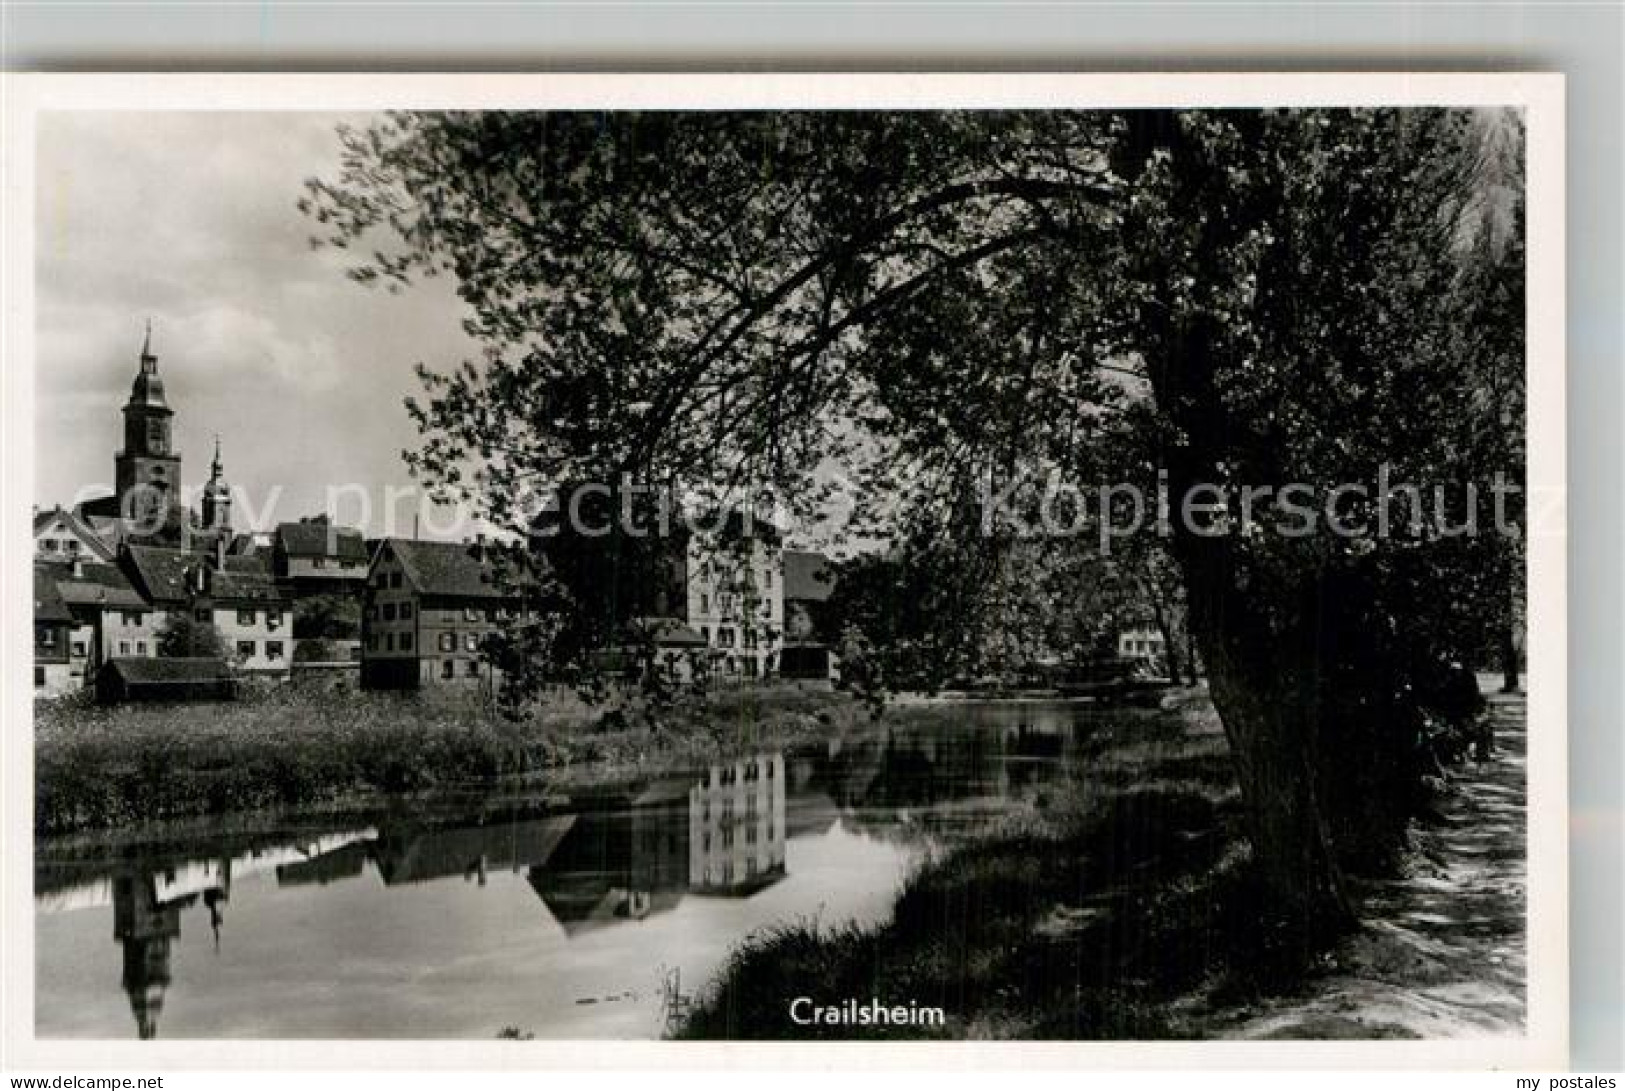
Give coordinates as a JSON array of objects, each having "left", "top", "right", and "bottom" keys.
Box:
[
  {"left": 222, "top": 553, "right": 272, "bottom": 576},
  {"left": 121, "top": 546, "right": 286, "bottom": 605},
  {"left": 33, "top": 506, "right": 116, "bottom": 560},
  {"left": 383, "top": 538, "right": 529, "bottom": 600},
  {"left": 102, "top": 657, "right": 233, "bottom": 684},
  {"left": 209, "top": 568, "right": 287, "bottom": 606},
  {"left": 783, "top": 550, "right": 836, "bottom": 602},
  {"left": 33, "top": 566, "right": 73, "bottom": 623},
  {"left": 626, "top": 616, "right": 708, "bottom": 647},
  {"left": 276, "top": 521, "right": 368, "bottom": 561},
  {"left": 121, "top": 546, "right": 198, "bottom": 604},
  {"left": 52, "top": 560, "right": 149, "bottom": 610}
]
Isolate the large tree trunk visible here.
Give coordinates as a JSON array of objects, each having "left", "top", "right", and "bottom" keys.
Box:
[{"left": 1178, "top": 541, "right": 1359, "bottom": 947}]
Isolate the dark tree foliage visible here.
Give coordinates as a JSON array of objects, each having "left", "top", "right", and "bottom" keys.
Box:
[
  {"left": 304, "top": 107, "right": 1524, "bottom": 946},
  {"left": 156, "top": 613, "right": 226, "bottom": 660},
  {"left": 293, "top": 591, "right": 362, "bottom": 640}
]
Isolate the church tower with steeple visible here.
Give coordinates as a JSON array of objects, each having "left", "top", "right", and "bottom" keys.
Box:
[
  {"left": 113, "top": 322, "right": 183, "bottom": 535},
  {"left": 201, "top": 436, "right": 232, "bottom": 532}
]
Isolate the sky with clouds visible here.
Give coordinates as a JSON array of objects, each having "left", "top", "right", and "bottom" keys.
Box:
[{"left": 36, "top": 111, "right": 480, "bottom": 536}]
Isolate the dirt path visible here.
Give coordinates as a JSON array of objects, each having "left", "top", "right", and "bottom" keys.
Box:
[{"left": 1225, "top": 687, "right": 1529, "bottom": 1039}]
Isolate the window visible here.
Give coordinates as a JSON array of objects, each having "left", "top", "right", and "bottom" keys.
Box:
[
  {"left": 744, "top": 629, "right": 758, "bottom": 650},
  {"left": 118, "top": 641, "right": 131, "bottom": 656},
  {"left": 390, "top": 572, "right": 402, "bottom": 589},
  {"left": 136, "top": 641, "right": 147, "bottom": 656},
  {"left": 313, "top": 558, "right": 326, "bottom": 569},
  {"left": 442, "top": 659, "right": 456, "bottom": 679},
  {"left": 700, "top": 626, "right": 709, "bottom": 642},
  {"left": 439, "top": 632, "right": 456, "bottom": 653},
  {"left": 400, "top": 602, "right": 413, "bottom": 619},
  {"left": 385, "top": 633, "right": 395, "bottom": 652},
  {"left": 34, "top": 666, "right": 44, "bottom": 686},
  {"left": 237, "top": 640, "right": 256, "bottom": 658},
  {"left": 465, "top": 659, "right": 480, "bottom": 678},
  {"left": 464, "top": 633, "right": 479, "bottom": 652},
  {"left": 122, "top": 610, "right": 142, "bottom": 626},
  {"left": 718, "top": 628, "right": 735, "bottom": 649},
  {"left": 400, "top": 633, "right": 413, "bottom": 651},
  {"left": 66, "top": 540, "right": 81, "bottom": 555},
  {"left": 382, "top": 603, "right": 397, "bottom": 622},
  {"left": 72, "top": 641, "right": 86, "bottom": 657},
  {"left": 464, "top": 607, "right": 480, "bottom": 622},
  {"left": 195, "top": 608, "right": 211, "bottom": 623},
  {"left": 266, "top": 641, "right": 284, "bottom": 661},
  {"left": 700, "top": 593, "right": 709, "bottom": 614},
  {"left": 39, "top": 628, "right": 57, "bottom": 650},
  {"left": 41, "top": 539, "right": 58, "bottom": 553},
  {"left": 267, "top": 612, "right": 281, "bottom": 631},
  {"left": 237, "top": 609, "right": 256, "bottom": 626}
]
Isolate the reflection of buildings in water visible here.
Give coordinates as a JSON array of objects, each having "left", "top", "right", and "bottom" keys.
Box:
[
  {"left": 526, "top": 781, "right": 691, "bottom": 934},
  {"left": 369, "top": 814, "right": 576, "bottom": 887},
  {"left": 112, "top": 875, "right": 185, "bottom": 1040},
  {"left": 50, "top": 755, "right": 792, "bottom": 1037},
  {"left": 808, "top": 717, "right": 1094, "bottom": 817},
  {"left": 41, "top": 828, "right": 378, "bottom": 1040},
  {"left": 784, "top": 789, "right": 840, "bottom": 840},
  {"left": 527, "top": 754, "right": 791, "bottom": 932},
  {"left": 689, "top": 753, "right": 786, "bottom": 896},
  {"left": 275, "top": 841, "right": 368, "bottom": 886}
]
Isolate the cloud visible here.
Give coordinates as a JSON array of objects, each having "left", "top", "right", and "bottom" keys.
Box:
[{"left": 35, "top": 111, "right": 482, "bottom": 533}]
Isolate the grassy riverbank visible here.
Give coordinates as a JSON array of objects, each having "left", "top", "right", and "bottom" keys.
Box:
[
  {"left": 35, "top": 682, "right": 864, "bottom": 836},
  {"left": 674, "top": 690, "right": 1298, "bottom": 1039}
]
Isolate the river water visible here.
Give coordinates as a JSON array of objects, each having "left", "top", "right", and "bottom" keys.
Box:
[{"left": 35, "top": 700, "right": 1112, "bottom": 1040}]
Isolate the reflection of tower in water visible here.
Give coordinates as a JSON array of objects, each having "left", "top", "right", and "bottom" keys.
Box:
[
  {"left": 110, "top": 858, "right": 233, "bottom": 1039},
  {"left": 112, "top": 875, "right": 184, "bottom": 1040}
]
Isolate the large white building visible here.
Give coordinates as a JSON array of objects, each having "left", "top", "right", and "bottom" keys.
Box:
[{"left": 682, "top": 531, "right": 785, "bottom": 680}]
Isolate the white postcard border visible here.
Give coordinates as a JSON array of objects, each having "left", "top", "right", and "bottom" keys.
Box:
[{"left": 1, "top": 70, "right": 1567, "bottom": 1071}]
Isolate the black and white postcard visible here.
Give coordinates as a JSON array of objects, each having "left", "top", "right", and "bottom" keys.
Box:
[{"left": 1, "top": 73, "right": 1566, "bottom": 1069}]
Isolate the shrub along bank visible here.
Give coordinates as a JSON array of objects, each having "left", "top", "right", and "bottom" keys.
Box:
[{"left": 35, "top": 682, "right": 862, "bottom": 836}]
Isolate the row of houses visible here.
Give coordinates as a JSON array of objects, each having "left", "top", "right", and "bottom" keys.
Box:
[
  {"left": 34, "top": 515, "right": 842, "bottom": 700},
  {"left": 30, "top": 520, "right": 360, "bottom": 696},
  {"left": 33, "top": 327, "right": 846, "bottom": 699},
  {"left": 357, "top": 532, "right": 838, "bottom": 692}
]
